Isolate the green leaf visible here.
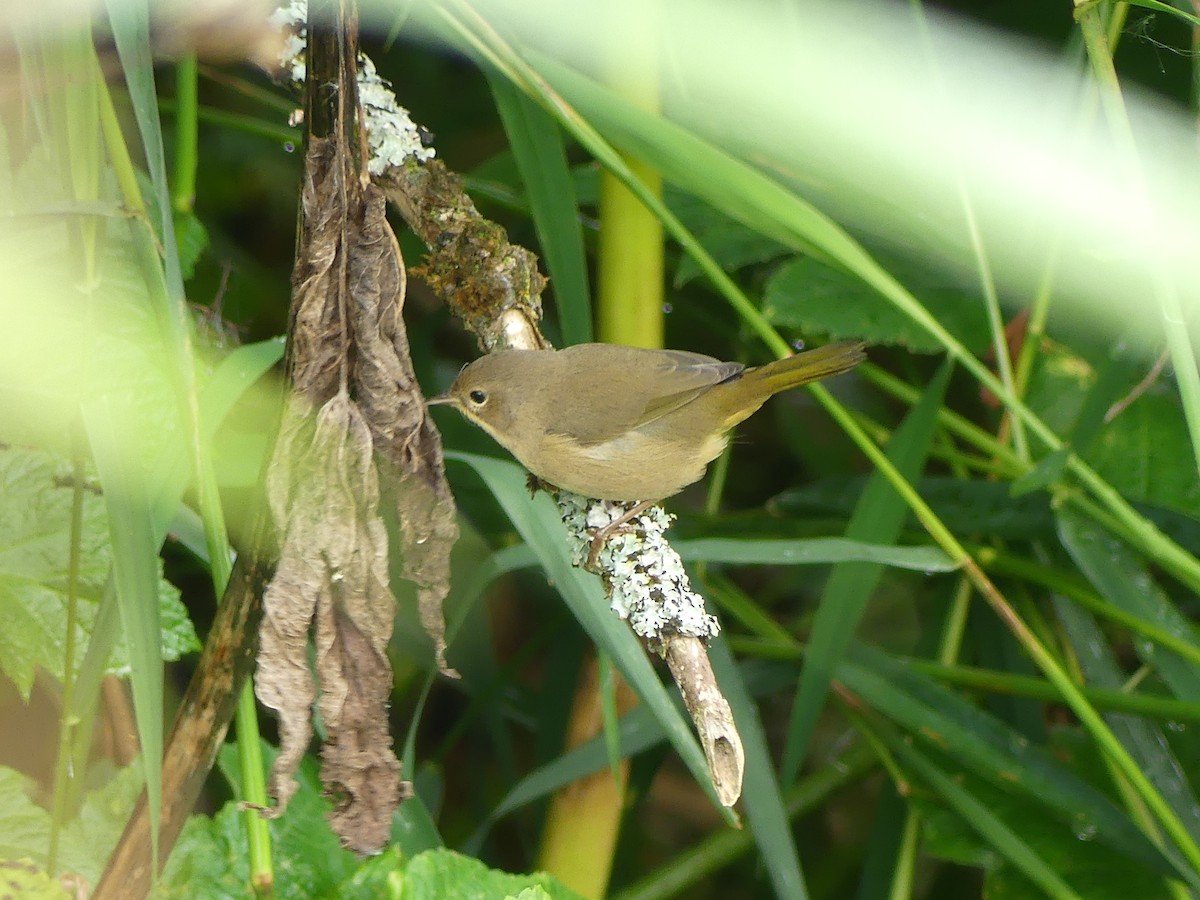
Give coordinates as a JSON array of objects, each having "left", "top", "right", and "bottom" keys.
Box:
[
  {"left": 675, "top": 537, "right": 958, "bottom": 572},
  {"left": 668, "top": 189, "right": 790, "bottom": 287},
  {"left": 1010, "top": 449, "right": 1070, "bottom": 498},
  {"left": 881, "top": 731, "right": 1084, "bottom": 900},
  {"left": 464, "top": 705, "right": 665, "bottom": 852},
  {"left": 1058, "top": 510, "right": 1200, "bottom": 707},
  {"left": 841, "top": 646, "right": 1180, "bottom": 878},
  {"left": 1027, "top": 342, "right": 1200, "bottom": 519},
  {"left": 171, "top": 209, "right": 208, "bottom": 282},
  {"left": 1051, "top": 594, "right": 1200, "bottom": 882},
  {"left": 763, "top": 255, "right": 990, "bottom": 354},
  {"left": 84, "top": 395, "right": 164, "bottom": 872},
  {"left": 914, "top": 759, "right": 1171, "bottom": 900},
  {"left": 162, "top": 751, "right": 359, "bottom": 898},
  {"left": 489, "top": 74, "right": 592, "bottom": 345},
  {"left": 400, "top": 849, "right": 584, "bottom": 900},
  {"left": 774, "top": 475, "right": 1057, "bottom": 541},
  {"left": 0, "top": 762, "right": 143, "bottom": 887},
  {"left": 709, "top": 637, "right": 808, "bottom": 899},
  {"left": 0, "top": 446, "right": 196, "bottom": 699},
  {"left": 0, "top": 859, "right": 70, "bottom": 900}
]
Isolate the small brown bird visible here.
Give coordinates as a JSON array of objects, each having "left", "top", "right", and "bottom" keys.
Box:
[{"left": 430, "top": 341, "right": 865, "bottom": 563}]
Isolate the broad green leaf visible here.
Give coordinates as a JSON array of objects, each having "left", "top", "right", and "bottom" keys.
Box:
[
  {"left": 1052, "top": 595, "right": 1200, "bottom": 879},
  {"left": 163, "top": 751, "right": 358, "bottom": 898},
  {"left": 0, "top": 762, "right": 142, "bottom": 887},
  {"left": 1027, "top": 341, "right": 1200, "bottom": 519},
  {"left": 763, "top": 255, "right": 990, "bottom": 354},
  {"left": 1059, "top": 510, "right": 1200, "bottom": 704},
  {"left": 781, "top": 359, "right": 952, "bottom": 785},
  {"left": 668, "top": 189, "right": 790, "bottom": 287},
  {"left": 490, "top": 74, "right": 592, "bottom": 345},
  {"left": 1088, "top": 384, "right": 1200, "bottom": 520},
  {"left": 400, "top": 848, "right": 584, "bottom": 900},
  {"left": 881, "top": 730, "right": 1084, "bottom": 900},
  {"left": 0, "top": 446, "right": 196, "bottom": 699},
  {"left": 914, "top": 759, "right": 1170, "bottom": 900},
  {"left": 0, "top": 860, "right": 69, "bottom": 899}
]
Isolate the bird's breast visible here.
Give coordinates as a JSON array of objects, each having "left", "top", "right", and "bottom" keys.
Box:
[{"left": 528, "top": 427, "right": 730, "bottom": 501}]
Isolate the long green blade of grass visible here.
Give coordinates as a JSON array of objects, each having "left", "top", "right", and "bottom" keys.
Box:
[
  {"left": 83, "top": 397, "right": 163, "bottom": 872},
  {"left": 709, "top": 636, "right": 808, "bottom": 899},
  {"left": 488, "top": 73, "right": 593, "bottom": 345}
]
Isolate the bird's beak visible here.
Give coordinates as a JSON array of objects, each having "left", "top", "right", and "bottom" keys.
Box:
[{"left": 425, "top": 393, "right": 456, "bottom": 407}]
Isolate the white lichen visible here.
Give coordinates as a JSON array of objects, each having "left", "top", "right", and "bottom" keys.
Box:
[
  {"left": 270, "top": 0, "right": 436, "bottom": 170},
  {"left": 555, "top": 492, "right": 720, "bottom": 642}
]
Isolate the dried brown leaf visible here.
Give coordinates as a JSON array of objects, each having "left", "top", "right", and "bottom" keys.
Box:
[
  {"left": 257, "top": 393, "right": 404, "bottom": 852},
  {"left": 349, "top": 184, "right": 458, "bottom": 676},
  {"left": 259, "top": 128, "right": 460, "bottom": 852}
]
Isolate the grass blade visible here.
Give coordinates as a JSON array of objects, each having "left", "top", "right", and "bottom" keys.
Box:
[
  {"left": 709, "top": 637, "right": 808, "bottom": 899},
  {"left": 488, "top": 73, "right": 592, "bottom": 345},
  {"left": 83, "top": 397, "right": 163, "bottom": 872}
]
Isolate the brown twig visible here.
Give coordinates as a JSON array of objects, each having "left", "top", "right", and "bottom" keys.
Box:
[{"left": 93, "top": 531, "right": 272, "bottom": 899}]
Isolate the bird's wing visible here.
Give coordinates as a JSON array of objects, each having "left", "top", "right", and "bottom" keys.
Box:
[
  {"left": 633, "top": 350, "right": 744, "bottom": 427},
  {"left": 545, "top": 346, "right": 743, "bottom": 445}
]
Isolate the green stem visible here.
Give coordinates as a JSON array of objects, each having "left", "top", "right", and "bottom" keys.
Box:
[
  {"left": 158, "top": 99, "right": 301, "bottom": 147},
  {"left": 886, "top": 811, "right": 921, "bottom": 900},
  {"left": 47, "top": 452, "right": 88, "bottom": 874},
  {"left": 172, "top": 54, "right": 198, "bottom": 214},
  {"left": 595, "top": 0, "right": 663, "bottom": 349}
]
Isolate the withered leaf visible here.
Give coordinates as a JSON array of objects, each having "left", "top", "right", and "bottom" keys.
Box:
[
  {"left": 349, "top": 184, "right": 458, "bottom": 677},
  {"left": 257, "top": 392, "right": 402, "bottom": 852},
  {"left": 259, "top": 134, "right": 459, "bottom": 854}
]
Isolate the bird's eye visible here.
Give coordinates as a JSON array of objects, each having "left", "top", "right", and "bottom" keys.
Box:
[{"left": 468, "top": 389, "right": 488, "bottom": 405}]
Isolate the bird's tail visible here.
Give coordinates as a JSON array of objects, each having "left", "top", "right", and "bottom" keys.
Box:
[{"left": 745, "top": 341, "right": 867, "bottom": 396}]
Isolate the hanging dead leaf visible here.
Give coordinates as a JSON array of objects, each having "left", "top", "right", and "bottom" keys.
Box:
[
  {"left": 349, "top": 183, "right": 458, "bottom": 676},
  {"left": 257, "top": 392, "right": 404, "bottom": 851}
]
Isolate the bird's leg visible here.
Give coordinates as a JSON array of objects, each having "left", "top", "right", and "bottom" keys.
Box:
[
  {"left": 586, "top": 499, "right": 657, "bottom": 572},
  {"left": 526, "top": 473, "right": 562, "bottom": 499}
]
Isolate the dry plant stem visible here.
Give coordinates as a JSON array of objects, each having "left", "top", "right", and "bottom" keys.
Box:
[
  {"left": 663, "top": 635, "right": 744, "bottom": 808},
  {"left": 584, "top": 498, "right": 655, "bottom": 571},
  {"left": 380, "top": 163, "right": 546, "bottom": 351},
  {"left": 93, "top": 540, "right": 271, "bottom": 900},
  {"left": 1105, "top": 348, "right": 1170, "bottom": 423}
]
